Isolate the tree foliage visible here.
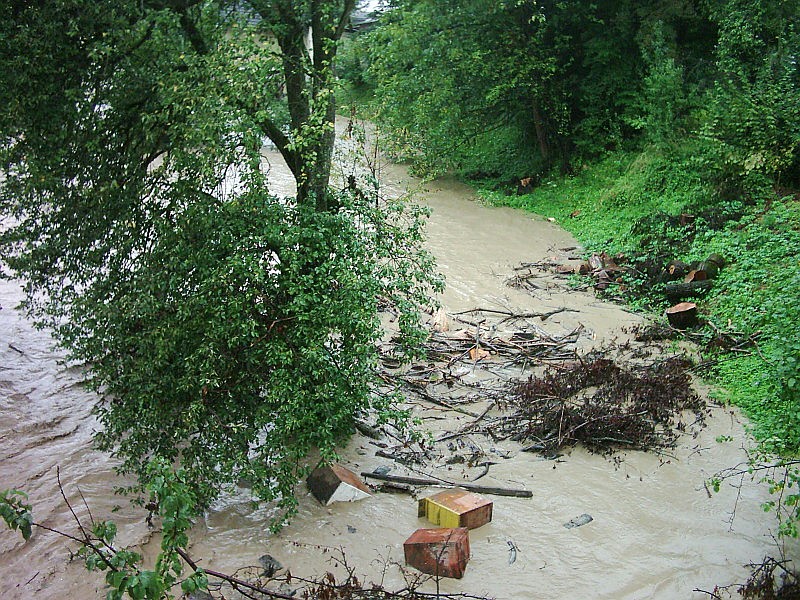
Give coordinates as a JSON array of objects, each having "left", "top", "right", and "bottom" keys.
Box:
[
  {"left": 363, "top": 0, "right": 558, "bottom": 178},
  {"left": 0, "top": 0, "right": 441, "bottom": 523},
  {"left": 700, "top": 0, "right": 800, "bottom": 193},
  {"left": 356, "top": 0, "right": 799, "bottom": 187}
]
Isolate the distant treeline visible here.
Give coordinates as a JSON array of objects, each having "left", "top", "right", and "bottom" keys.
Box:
[{"left": 341, "top": 0, "right": 799, "bottom": 196}]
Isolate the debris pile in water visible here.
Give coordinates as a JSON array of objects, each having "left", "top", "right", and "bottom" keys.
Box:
[
  {"left": 227, "top": 545, "right": 494, "bottom": 599},
  {"left": 735, "top": 556, "right": 800, "bottom": 600},
  {"left": 487, "top": 355, "right": 707, "bottom": 455}
]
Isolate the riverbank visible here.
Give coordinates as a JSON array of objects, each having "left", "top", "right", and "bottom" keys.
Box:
[{"left": 477, "top": 147, "right": 800, "bottom": 460}]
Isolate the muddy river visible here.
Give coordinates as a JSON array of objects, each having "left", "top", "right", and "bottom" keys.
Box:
[{"left": 1, "top": 124, "right": 797, "bottom": 599}]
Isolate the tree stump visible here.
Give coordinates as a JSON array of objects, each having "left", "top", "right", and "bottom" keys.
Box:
[{"left": 666, "top": 302, "right": 698, "bottom": 329}]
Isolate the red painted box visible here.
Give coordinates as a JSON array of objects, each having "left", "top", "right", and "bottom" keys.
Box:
[{"left": 403, "top": 527, "right": 470, "bottom": 579}]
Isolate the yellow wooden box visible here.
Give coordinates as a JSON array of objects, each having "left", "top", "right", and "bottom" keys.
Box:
[{"left": 417, "top": 489, "right": 493, "bottom": 530}]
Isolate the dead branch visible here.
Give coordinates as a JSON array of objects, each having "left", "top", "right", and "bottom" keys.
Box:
[{"left": 482, "top": 356, "right": 707, "bottom": 455}]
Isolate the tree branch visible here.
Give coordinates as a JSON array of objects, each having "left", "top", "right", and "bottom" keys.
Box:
[
  {"left": 335, "top": 0, "right": 357, "bottom": 40},
  {"left": 175, "top": 547, "right": 297, "bottom": 600}
]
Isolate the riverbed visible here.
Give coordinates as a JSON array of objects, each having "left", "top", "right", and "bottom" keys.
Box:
[{"left": 0, "top": 124, "right": 795, "bottom": 599}]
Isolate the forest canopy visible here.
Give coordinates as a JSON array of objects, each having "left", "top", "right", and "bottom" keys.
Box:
[{"left": 352, "top": 0, "right": 800, "bottom": 191}]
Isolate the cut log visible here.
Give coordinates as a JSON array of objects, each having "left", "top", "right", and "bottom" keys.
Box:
[
  {"left": 696, "top": 260, "right": 719, "bottom": 279},
  {"left": 664, "top": 279, "right": 713, "bottom": 299},
  {"left": 684, "top": 269, "right": 708, "bottom": 283},
  {"left": 666, "top": 302, "right": 698, "bottom": 329},
  {"left": 706, "top": 253, "right": 725, "bottom": 268},
  {"left": 666, "top": 260, "right": 689, "bottom": 279}
]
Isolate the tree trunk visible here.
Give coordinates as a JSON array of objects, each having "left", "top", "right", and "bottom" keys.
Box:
[
  {"left": 268, "top": 0, "right": 355, "bottom": 212},
  {"left": 532, "top": 102, "right": 549, "bottom": 162}
]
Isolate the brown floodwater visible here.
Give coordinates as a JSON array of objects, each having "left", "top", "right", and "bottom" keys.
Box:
[{"left": 1, "top": 124, "right": 797, "bottom": 599}]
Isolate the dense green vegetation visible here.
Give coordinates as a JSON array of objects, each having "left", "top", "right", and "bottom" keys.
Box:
[
  {"left": 354, "top": 0, "right": 800, "bottom": 186},
  {"left": 341, "top": 0, "right": 800, "bottom": 532},
  {"left": 0, "top": 0, "right": 440, "bottom": 525}
]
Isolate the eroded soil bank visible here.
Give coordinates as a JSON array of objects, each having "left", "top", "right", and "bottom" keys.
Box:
[{"left": 1, "top": 128, "right": 796, "bottom": 599}]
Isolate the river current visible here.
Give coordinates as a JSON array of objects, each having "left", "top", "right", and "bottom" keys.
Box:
[{"left": 1, "top": 123, "right": 796, "bottom": 599}]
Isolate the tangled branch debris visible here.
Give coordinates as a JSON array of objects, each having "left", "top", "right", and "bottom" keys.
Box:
[
  {"left": 737, "top": 556, "right": 800, "bottom": 599},
  {"left": 483, "top": 356, "right": 707, "bottom": 455},
  {"left": 628, "top": 323, "right": 762, "bottom": 360},
  {"left": 243, "top": 545, "right": 494, "bottom": 600},
  {"left": 423, "top": 324, "right": 581, "bottom": 366},
  {"left": 373, "top": 301, "right": 711, "bottom": 469}
]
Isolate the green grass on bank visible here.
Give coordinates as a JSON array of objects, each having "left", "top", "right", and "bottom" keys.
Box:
[{"left": 477, "top": 147, "right": 800, "bottom": 453}]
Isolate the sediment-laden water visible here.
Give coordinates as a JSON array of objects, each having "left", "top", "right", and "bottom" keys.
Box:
[{"left": 1, "top": 124, "right": 795, "bottom": 599}]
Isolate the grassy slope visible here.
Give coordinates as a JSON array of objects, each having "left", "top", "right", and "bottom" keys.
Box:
[{"left": 478, "top": 148, "right": 800, "bottom": 452}]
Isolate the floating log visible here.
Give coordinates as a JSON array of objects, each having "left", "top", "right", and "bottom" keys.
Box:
[
  {"left": 378, "top": 482, "right": 416, "bottom": 495},
  {"left": 664, "top": 279, "right": 713, "bottom": 299},
  {"left": 418, "top": 489, "right": 493, "bottom": 530},
  {"left": 404, "top": 527, "right": 470, "bottom": 579},
  {"left": 361, "top": 471, "right": 533, "bottom": 498}
]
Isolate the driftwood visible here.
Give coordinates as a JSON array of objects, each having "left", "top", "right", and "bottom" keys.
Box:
[
  {"left": 353, "top": 419, "right": 382, "bottom": 440},
  {"left": 361, "top": 471, "right": 533, "bottom": 498},
  {"left": 451, "top": 306, "right": 578, "bottom": 323},
  {"left": 424, "top": 326, "right": 580, "bottom": 365},
  {"left": 480, "top": 356, "right": 706, "bottom": 455}
]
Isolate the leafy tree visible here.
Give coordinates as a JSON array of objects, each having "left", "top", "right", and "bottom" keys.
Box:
[
  {"left": 363, "top": 0, "right": 797, "bottom": 183},
  {"left": 365, "top": 0, "right": 559, "bottom": 179},
  {"left": 1, "top": 461, "right": 210, "bottom": 599},
  {"left": 700, "top": 0, "right": 800, "bottom": 194},
  {"left": 0, "top": 0, "right": 440, "bottom": 524}
]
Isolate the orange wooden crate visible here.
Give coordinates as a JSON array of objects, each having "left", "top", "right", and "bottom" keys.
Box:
[{"left": 403, "top": 527, "right": 470, "bottom": 579}]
